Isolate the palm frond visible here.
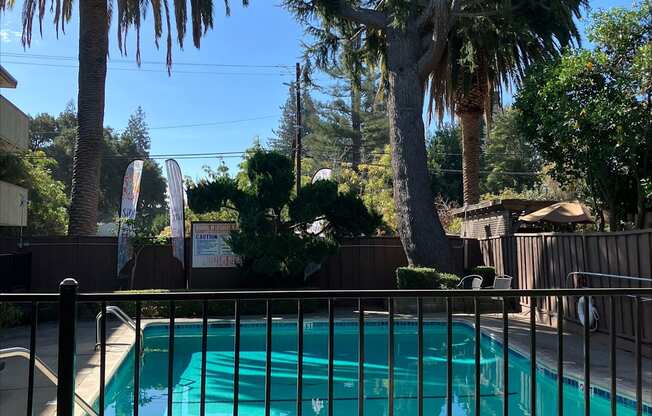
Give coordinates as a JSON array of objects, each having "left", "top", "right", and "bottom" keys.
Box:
[
  {"left": 4, "top": 0, "right": 244, "bottom": 74},
  {"left": 426, "top": 0, "right": 586, "bottom": 125}
]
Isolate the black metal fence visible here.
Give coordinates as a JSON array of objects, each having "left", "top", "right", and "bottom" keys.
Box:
[{"left": 1, "top": 280, "right": 651, "bottom": 416}]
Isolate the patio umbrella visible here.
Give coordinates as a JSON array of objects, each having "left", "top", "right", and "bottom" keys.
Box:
[{"left": 518, "top": 201, "right": 593, "bottom": 224}]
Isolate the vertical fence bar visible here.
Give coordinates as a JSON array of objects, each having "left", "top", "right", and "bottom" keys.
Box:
[
  {"left": 446, "top": 297, "right": 453, "bottom": 416},
  {"left": 609, "top": 296, "right": 616, "bottom": 416},
  {"left": 583, "top": 295, "right": 590, "bottom": 416},
  {"left": 417, "top": 297, "right": 424, "bottom": 416},
  {"left": 234, "top": 300, "right": 241, "bottom": 416},
  {"left": 26, "top": 302, "right": 37, "bottom": 416},
  {"left": 474, "top": 298, "right": 481, "bottom": 416},
  {"left": 56, "top": 278, "right": 78, "bottom": 416},
  {"left": 328, "top": 298, "right": 334, "bottom": 416},
  {"left": 502, "top": 297, "right": 509, "bottom": 416},
  {"left": 530, "top": 296, "right": 537, "bottom": 416},
  {"left": 168, "top": 300, "right": 176, "bottom": 416},
  {"left": 388, "top": 297, "right": 395, "bottom": 416},
  {"left": 557, "top": 296, "right": 564, "bottom": 416},
  {"left": 99, "top": 302, "right": 106, "bottom": 416},
  {"left": 297, "top": 299, "right": 304, "bottom": 416},
  {"left": 635, "top": 296, "right": 642, "bottom": 416},
  {"left": 265, "top": 300, "right": 272, "bottom": 416},
  {"left": 200, "top": 300, "right": 208, "bottom": 416},
  {"left": 133, "top": 301, "right": 142, "bottom": 416},
  {"left": 358, "top": 298, "right": 364, "bottom": 416}
]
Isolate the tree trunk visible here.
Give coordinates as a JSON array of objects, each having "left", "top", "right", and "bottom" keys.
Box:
[
  {"left": 385, "top": 28, "right": 452, "bottom": 270},
  {"left": 350, "top": 80, "right": 362, "bottom": 170},
  {"left": 459, "top": 111, "right": 483, "bottom": 205},
  {"left": 68, "top": 0, "right": 109, "bottom": 235}
]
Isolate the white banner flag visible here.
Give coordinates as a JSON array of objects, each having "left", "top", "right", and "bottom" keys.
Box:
[
  {"left": 307, "top": 168, "right": 333, "bottom": 235},
  {"left": 166, "top": 159, "right": 185, "bottom": 268},
  {"left": 116, "top": 159, "right": 144, "bottom": 275}
]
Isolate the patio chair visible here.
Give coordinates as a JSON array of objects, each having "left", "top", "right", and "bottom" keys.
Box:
[
  {"left": 457, "top": 274, "right": 483, "bottom": 290},
  {"left": 489, "top": 275, "right": 514, "bottom": 304},
  {"left": 491, "top": 275, "right": 513, "bottom": 290}
]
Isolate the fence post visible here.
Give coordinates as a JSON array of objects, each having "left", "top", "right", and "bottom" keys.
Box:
[{"left": 57, "top": 278, "right": 78, "bottom": 416}]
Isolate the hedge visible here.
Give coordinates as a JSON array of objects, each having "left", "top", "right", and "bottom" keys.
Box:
[{"left": 396, "top": 267, "right": 461, "bottom": 289}]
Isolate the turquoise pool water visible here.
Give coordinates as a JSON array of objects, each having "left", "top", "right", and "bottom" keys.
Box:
[{"left": 98, "top": 321, "right": 649, "bottom": 416}]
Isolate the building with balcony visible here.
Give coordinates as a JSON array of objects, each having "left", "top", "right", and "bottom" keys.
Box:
[{"left": 0, "top": 65, "right": 29, "bottom": 227}]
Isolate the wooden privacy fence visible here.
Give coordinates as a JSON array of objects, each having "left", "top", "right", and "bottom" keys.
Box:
[
  {"left": 316, "top": 236, "right": 482, "bottom": 290},
  {"left": 479, "top": 230, "right": 652, "bottom": 345},
  {"left": 0, "top": 237, "right": 187, "bottom": 292},
  {"left": 0, "top": 235, "right": 481, "bottom": 292}
]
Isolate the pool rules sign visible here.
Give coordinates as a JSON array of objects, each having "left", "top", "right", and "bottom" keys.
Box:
[{"left": 191, "top": 222, "right": 239, "bottom": 268}]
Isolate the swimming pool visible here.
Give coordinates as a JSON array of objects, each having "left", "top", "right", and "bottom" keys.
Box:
[{"left": 97, "top": 321, "right": 650, "bottom": 416}]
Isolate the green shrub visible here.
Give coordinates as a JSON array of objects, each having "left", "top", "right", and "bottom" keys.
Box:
[
  {"left": 470, "top": 266, "right": 496, "bottom": 288},
  {"left": 187, "top": 149, "right": 381, "bottom": 282},
  {"left": 396, "top": 267, "right": 440, "bottom": 289},
  {"left": 396, "top": 268, "right": 461, "bottom": 289},
  {"left": 438, "top": 273, "right": 461, "bottom": 289}
]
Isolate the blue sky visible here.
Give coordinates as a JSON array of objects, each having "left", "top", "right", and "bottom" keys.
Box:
[{"left": 0, "top": 0, "right": 635, "bottom": 179}]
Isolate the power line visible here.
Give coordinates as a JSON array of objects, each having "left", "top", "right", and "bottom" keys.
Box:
[
  {"left": 0, "top": 52, "right": 294, "bottom": 69},
  {"left": 28, "top": 114, "right": 281, "bottom": 136},
  {"left": 149, "top": 115, "right": 280, "bottom": 130},
  {"left": 0, "top": 60, "right": 294, "bottom": 76},
  {"left": 12, "top": 148, "right": 541, "bottom": 175},
  {"left": 302, "top": 155, "right": 541, "bottom": 176}
]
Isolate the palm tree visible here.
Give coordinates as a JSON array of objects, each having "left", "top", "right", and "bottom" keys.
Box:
[
  {"left": 2, "top": 0, "right": 242, "bottom": 235},
  {"left": 428, "top": 0, "right": 584, "bottom": 205}
]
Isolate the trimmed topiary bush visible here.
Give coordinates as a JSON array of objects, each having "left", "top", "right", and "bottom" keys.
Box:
[
  {"left": 438, "top": 272, "right": 461, "bottom": 289},
  {"left": 396, "top": 268, "right": 462, "bottom": 289},
  {"left": 187, "top": 149, "right": 381, "bottom": 285},
  {"left": 396, "top": 267, "right": 440, "bottom": 289},
  {"left": 470, "top": 266, "right": 496, "bottom": 288}
]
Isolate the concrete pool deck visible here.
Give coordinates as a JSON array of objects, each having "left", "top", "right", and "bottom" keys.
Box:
[
  {"left": 1, "top": 311, "right": 650, "bottom": 415},
  {"left": 0, "top": 320, "right": 135, "bottom": 416}
]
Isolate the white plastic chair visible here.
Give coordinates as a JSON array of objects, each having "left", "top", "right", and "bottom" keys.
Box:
[
  {"left": 491, "top": 275, "right": 513, "bottom": 290},
  {"left": 457, "top": 274, "right": 484, "bottom": 290}
]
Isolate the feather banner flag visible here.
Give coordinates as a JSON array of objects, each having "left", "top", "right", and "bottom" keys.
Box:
[
  {"left": 117, "top": 159, "right": 144, "bottom": 276},
  {"left": 166, "top": 159, "right": 185, "bottom": 269}
]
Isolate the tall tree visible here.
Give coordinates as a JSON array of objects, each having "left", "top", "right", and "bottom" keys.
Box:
[
  {"left": 427, "top": 124, "right": 463, "bottom": 203},
  {"left": 482, "top": 107, "right": 541, "bottom": 195},
  {"left": 269, "top": 82, "right": 318, "bottom": 160},
  {"left": 515, "top": 3, "right": 651, "bottom": 230},
  {"left": 316, "top": 25, "right": 366, "bottom": 169},
  {"left": 28, "top": 113, "right": 58, "bottom": 150},
  {"left": 28, "top": 107, "right": 168, "bottom": 226},
  {"left": 0, "top": 151, "right": 69, "bottom": 235},
  {"left": 284, "top": 0, "right": 580, "bottom": 268},
  {"left": 122, "top": 106, "right": 151, "bottom": 155},
  {"left": 304, "top": 72, "right": 389, "bottom": 174},
  {"left": 425, "top": 0, "right": 583, "bottom": 205},
  {"left": 3, "top": 0, "right": 243, "bottom": 235}
]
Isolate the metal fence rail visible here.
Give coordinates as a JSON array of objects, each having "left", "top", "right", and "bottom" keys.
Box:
[{"left": 1, "top": 281, "right": 651, "bottom": 416}]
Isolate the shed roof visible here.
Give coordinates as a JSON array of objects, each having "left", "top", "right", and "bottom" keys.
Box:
[{"left": 451, "top": 199, "right": 557, "bottom": 217}]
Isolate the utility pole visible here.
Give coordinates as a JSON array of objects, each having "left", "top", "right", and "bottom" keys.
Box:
[{"left": 295, "top": 62, "right": 302, "bottom": 194}]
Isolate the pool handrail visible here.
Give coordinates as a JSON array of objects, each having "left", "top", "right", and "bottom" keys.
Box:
[
  {"left": 566, "top": 271, "right": 652, "bottom": 302},
  {"left": 95, "top": 305, "right": 144, "bottom": 351},
  {"left": 0, "top": 347, "right": 98, "bottom": 416}
]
